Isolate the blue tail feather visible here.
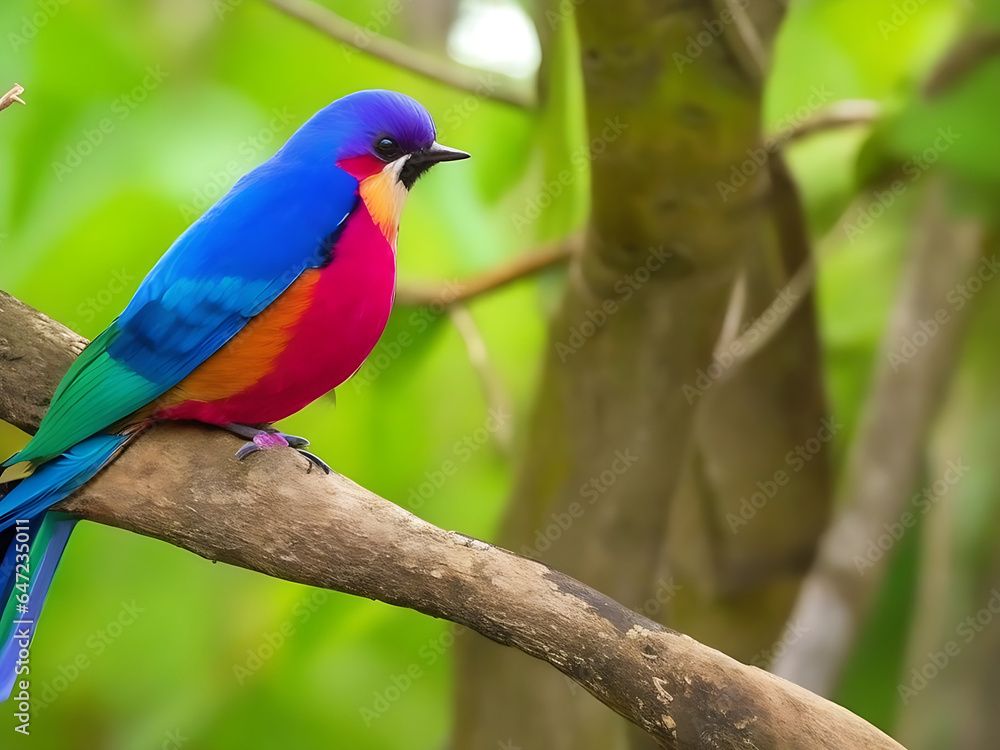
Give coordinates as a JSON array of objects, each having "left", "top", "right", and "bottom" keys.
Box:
[
  {"left": 0, "top": 433, "right": 130, "bottom": 701},
  {"left": 0, "top": 514, "right": 76, "bottom": 700}
]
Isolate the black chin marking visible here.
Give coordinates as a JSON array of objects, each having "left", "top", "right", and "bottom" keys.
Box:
[{"left": 399, "top": 160, "right": 433, "bottom": 190}]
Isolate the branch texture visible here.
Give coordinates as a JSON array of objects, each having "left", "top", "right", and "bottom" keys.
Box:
[
  {"left": 0, "top": 290, "right": 903, "bottom": 750},
  {"left": 0, "top": 84, "right": 25, "bottom": 113}
]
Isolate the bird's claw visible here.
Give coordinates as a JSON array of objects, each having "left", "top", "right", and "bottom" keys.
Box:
[
  {"left": 280, "top": 433, "right": 310, "bottom": 449},
  {"left": 235, "top": 442, "right": 258, "bottom": 461},
  {"left": 230, "top": 425, "right": 328, "bottom": 473},
  {"left": 296, "top": 449, "right": 332, "bottom": 474}
]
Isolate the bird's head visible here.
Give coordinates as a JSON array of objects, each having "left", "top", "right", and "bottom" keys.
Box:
[{"left": 279, "top": 90, "right": 469, "bottom": 246}]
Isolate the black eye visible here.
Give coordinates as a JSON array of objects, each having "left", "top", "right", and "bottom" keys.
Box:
[{"left": 373, "top": 137, "right": 402, "bottom": 160}]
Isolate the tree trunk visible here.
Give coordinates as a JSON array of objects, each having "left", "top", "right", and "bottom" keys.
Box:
[{"left": 453, "top": 1, "right": 832, "bottom": 746}]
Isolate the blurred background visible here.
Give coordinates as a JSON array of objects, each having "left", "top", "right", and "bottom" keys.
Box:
[{"left": 1, "top": 0, "right": 998, "bottom": 748}]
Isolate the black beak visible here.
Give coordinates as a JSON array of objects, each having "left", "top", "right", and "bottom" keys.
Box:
[
  {"left": 411, "top": 142, "right": 471, "bottom": 165},
  {"left": 400, "top": 142, "right": 470, "bottom": 189}
]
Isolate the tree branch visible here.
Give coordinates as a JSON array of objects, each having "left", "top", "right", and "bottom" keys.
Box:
[
  {"left": 781, "top": 99, "right": 880, "bottom": 145},
  {"left": 262, "top": 0, "right": 533, "bottom": 109},
  {"left": 446, "top": 303, "right": 514, "bottom": 454},
  {"left": 0, "top": 288, "right": 904, "bottom": 749},
  {"left": 394, "top": 238, "right": 576, "bottom": 308},
  {"left": 0, "top": 84, "right": 25, "bottom": 113},
  {"left": 771, "top": 177, "right": 984, "bottom": 694},
  {"left": 713, "top": 0, "right": 768, "bottom": 87},
  {"left": 923, "top": 30, "right": 1000, "bottom": 98},
  {"left": 712, "top": 255, "right": 815, "bottom": 380}
]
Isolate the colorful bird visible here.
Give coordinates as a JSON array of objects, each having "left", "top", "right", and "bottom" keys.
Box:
[{"left": 0, "top": 90, "right": 468, "bottom": 700}]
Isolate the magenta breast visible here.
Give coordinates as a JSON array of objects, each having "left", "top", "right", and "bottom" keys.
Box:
[{"left": 163, "top": 203, "right": 397, "bottom": 426}]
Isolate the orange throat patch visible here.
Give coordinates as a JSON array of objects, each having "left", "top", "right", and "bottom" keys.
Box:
[{"left": 358, "top": 158, "right": 409, "bottom": 248}]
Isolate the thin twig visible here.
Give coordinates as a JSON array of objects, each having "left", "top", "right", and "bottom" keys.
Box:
[
  {"left": 715, "top": 0, "right": 767, "bottom": 87},
  {"left": 447, "top": 304, "right": 514, "bottom": 454},
  {"left": 712, "top": 174, "right": 887, "bottom": 377},
  {"left": 395, "top": 238, "right": 577, "bottom": 308},
  {"left": 0, "top": 84, "right": 25, "bottom": 113},
  {"left": 713, "top": 256, "right": 816, "bottom": 379},
  {"left": 263, "top": 0, "right": 533, "bottom": 109},
  {"left": 924, "top": 30, "right": 1000, "bottom": 98},
  {"left": 780, "top": 100, "right": 880, "bottom": 146}
]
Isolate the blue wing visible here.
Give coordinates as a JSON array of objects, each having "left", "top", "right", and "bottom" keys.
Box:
[{"left": 9, "top": 158, "right": 358, "bottom": 468}]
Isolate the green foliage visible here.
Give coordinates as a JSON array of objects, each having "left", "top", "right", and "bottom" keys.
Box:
[
  {"left": 1, "top": 0, "right": 998, "bottom": 746},
  {"left": 0, "top": 1, "right": 549, "bottom": 747},
  {"left": 776, "top": 0, "right": 1000, "bottom": 741}
]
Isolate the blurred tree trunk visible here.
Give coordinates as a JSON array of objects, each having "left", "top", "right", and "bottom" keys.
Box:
[
  {"left": 454, "top": 0, "right": 833, "bottom": 747},
  {"left": 667, "top": 154, "right": 830, "bottom": 661},
  {"left": 772, "top": 178, "right": 984, "bottom": 695},
  {"left": 895, "top": 228, "right": 1000, "bottom": 750}
]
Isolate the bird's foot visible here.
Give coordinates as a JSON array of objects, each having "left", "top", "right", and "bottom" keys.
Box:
[
  {"left": 233, "top": 430, "right": 291, "bottom": 459},
  {"left": 226, "top": 424, "right": 331, "bottom": 474}
]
